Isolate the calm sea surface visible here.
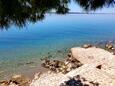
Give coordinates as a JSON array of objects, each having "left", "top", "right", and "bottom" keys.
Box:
[{"left": 0, "top": 14, "right": 115, "bottom": 79}]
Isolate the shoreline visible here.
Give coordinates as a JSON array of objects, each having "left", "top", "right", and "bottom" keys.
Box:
[
  {"left": 0, "top": 43, "right": 115, "bottom": 86},
  {"left": 30, "top": 44, "right": 115, "bottom": 86}
]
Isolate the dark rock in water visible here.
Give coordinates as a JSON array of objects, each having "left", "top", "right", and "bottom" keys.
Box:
[
  {"left": 41, "top": 55, "right": 83, "bottom": 74},
  {"left": 41, "top": 57, "right": 50, "bottom": 68},
  {"left": 82, "top": 44, "right": 93, "bottom": 48},
  {"left": 41, "top": 57, "right": 68, "bottom": 73},
  {"left": 57, "top": 50, "right": 62, "bottom": 53},
  {"left": 48, "top": 55, "right": 53, "bottom": 58},
  {"left": 49, "top": 60, "right": 60, "bottom": 72},
  {"left": 47, "top": 52, "right": 50, "bottom": 54},
  {"left": 95, "top": 40, "right": 115, "bottom": 49},
  {"left": 105, "top": 43, "right": 114, "bottom": 50},
  {"left": 50, "top": 60, "right": 67, "bottom": 73},
  {"left": 95, "top": 41, "right": 109, "bottom": 49}
]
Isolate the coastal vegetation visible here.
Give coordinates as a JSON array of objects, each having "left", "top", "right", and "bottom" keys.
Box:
[{"left": 0, "top": 0, "right": 115, "bottom": 28}]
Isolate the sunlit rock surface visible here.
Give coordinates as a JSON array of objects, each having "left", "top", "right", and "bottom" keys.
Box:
[{"left": 30, "top": 47, "right": 115, "bottom": 86}]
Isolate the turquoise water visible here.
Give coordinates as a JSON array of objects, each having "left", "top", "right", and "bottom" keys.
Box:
[{"left": 0, "top": 14, "right": 115, "bottom": 79}]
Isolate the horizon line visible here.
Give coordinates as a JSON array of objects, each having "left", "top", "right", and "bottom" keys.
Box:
[{"left": 47, "top": 12, "right": 115, "bottom": 14}]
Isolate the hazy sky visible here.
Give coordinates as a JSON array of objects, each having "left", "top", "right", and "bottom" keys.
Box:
[{"left": 69, "top": 2, "right": 115, "bottom": 13}]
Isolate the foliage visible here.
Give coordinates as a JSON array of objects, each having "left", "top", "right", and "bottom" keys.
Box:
[{"left": 0, "top": 0, "right": 114, "bottom": 29}]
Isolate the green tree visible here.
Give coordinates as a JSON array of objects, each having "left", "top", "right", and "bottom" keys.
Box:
[{"left": 0, "top": 0, "right": 114, "bottom": 29}]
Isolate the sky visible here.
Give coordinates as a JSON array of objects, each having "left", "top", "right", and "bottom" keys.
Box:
[{"left": 69, "top": 1, "right": 115, "bottom": 13}]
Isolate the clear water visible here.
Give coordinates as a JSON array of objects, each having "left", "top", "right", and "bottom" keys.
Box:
[{"left": 0, "top": 14, "right": 115, "bottom": 79}]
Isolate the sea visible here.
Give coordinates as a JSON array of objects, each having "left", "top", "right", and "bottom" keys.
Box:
[{"left": 0, "top": 14, "right": 115, "bottom": 80}]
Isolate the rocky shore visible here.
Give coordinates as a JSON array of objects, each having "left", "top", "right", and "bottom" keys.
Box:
[{"left": 1, "top": 43, "right": 115, "bottom": 86}]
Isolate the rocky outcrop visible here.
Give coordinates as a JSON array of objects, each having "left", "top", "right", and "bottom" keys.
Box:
[
  {"left": 41, "top": 55, "right": 83, "bottom": 74},
  {"left": 2, "top": 46, "right": 115, "bottom": 86},
  {"left": 30, "top": 47, "right": 115, "bottom": 86}
]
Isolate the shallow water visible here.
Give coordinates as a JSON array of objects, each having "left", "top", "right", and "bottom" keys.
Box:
[{"left": 0, "top": 14, "right": 115, "bottom": 80}]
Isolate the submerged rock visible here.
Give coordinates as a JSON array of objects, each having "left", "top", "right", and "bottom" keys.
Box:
[
  {"left": 105, "top": 42, "right": 115, "bottom": 55},
  {"left": 41, "top": 57, "right": 66, "bottom": 73},
  {"left": 41, "top": 58, "right": 68, "bottom": 73},
  {"left": 41, "top": 57, "right": 50, "bottom": 68},
  {"left": 41, "top": 53, "right": 83, "bottom": 74},
  {"left": 105, "top": 43, "right": 114, "bottom": 50},
  {"left": 57, "top": 50, "right": 62, "bottom": 53}
]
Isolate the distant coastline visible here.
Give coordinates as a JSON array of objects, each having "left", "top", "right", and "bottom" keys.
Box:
[{"left": 47, "top": 12, "right": 115, "bottom": 14}]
